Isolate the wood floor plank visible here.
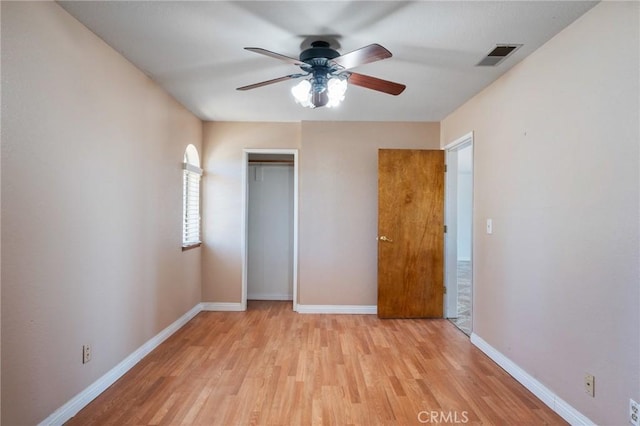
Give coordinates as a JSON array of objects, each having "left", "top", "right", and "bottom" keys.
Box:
[{"left": 65, "top": 301, "right": 567, "bottom": 425}]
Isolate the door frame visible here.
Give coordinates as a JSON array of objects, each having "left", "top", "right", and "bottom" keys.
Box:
[
  {"left": 444, "top": 132, "right": 474, "bottom": 319},
  {"left": 241, "top": 148, "right": 299, "bottom": 311}
]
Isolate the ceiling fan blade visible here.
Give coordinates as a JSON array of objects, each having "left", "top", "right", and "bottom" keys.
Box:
[
  {"left": 332, "top": 44, "right": 392, "bottom": 70},
  {"left": 348, "top": 72, "right": 406, "bottom": 96},
  {"left": 245, "top": 47, "right": 305, "bottom": 66},
  {"left": 237, "top": 75, "right": 301, "bottom": 91}
]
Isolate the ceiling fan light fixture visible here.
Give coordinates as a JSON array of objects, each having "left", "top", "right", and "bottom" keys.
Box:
[{"left": 291, "top": 75, "right": 348, "bottom": 109}]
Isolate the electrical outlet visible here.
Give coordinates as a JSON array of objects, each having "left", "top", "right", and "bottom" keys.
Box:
[
  {"left": 630, "top": 399, "right": 639, "bottom": 426},
  {"left": 584, "top": 374, "right": 595, "bottom": 397},
  {"left": 82, "top": 344, "right": 91, "bottom": 364}
]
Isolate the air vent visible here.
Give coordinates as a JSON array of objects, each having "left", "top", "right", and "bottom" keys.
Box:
[{"left": 476, "top": 44, "right": 523, "bottom": 66}]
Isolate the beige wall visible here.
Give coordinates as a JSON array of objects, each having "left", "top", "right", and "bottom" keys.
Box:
[
  {"left": 201, "top": 122, "right": 301, "bottom": 302},
  {"left": 1, "top": 3, "right": 203, "bottom": 424},
  {"left": 299, "top": 122, "right": 440, "bottom": 305},
  {"left": 441, "top": 2, "right": 639, "bottom": 424},
  {"left": 201, "top": 121, "right": 439, "bottom": 305}
]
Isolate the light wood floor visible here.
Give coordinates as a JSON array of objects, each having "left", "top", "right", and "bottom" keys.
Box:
[{"left": 66, "top": 301, "right": 566, "bottom": 425}]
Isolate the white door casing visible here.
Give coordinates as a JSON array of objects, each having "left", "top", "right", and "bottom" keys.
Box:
[
  {"left": 242, "top": 149, "right": 299, "bottom": 311},
  {"left": 444, "top": 132, "right": 474, "bottom": 322}
]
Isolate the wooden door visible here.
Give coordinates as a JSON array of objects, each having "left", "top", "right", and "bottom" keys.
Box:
[{"left": 377, "top": 149, "right": 445, "bottom": 318}]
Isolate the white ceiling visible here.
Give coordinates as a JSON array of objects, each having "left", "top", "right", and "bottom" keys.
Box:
[{"left": 58, "top": 1, "right": 597, "bottom": 122}]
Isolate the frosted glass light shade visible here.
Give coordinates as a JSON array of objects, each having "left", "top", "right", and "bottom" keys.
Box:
[
  {"left": 291, "top": 79, "right": 313, "bottom": 108},
  {"left": 326, "top": 77, "right": 347, "bottom": 108}
]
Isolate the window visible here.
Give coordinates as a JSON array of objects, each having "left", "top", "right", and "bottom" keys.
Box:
[{"left": 182, "top": 144, "right": 203, "bottom": 249}]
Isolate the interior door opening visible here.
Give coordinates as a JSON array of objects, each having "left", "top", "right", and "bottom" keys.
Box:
[
  {"left": 242, "top": 150, "right": 299, "bottom": 311},
  {"left": 445, "top": 135, "right": 473, "bottom": 335}
]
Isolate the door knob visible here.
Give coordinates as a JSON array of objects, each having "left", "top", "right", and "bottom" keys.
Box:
[{"left": 379, "top": 236, "right": 393, "bottom": 242}]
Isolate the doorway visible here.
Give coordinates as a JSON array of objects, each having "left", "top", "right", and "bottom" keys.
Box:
[
  {"left": 242, "top": 149, "right": 299, "bottom": 311},
  {"left": 444, "top": 133, "right": 474, "bottom": 335}
]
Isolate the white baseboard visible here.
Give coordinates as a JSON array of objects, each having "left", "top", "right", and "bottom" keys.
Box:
[
  {"left": 470, "top": 333, "right": 594, "bottom": 426},
  {"left": 200, "top": 302, "right": 244, "bottom": 311},
  {"left": 39, "top": 303, "right": 202, "bottom": 426},
  {"left": 296, "top": 304, "right": 377, "bottom": 314}
]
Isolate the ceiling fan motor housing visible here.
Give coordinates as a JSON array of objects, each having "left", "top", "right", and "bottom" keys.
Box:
[
  {"left": 298, "top": 41, "right": 346, "bottom": 97},
  {"left": 299, "top": 41, "right": 340, "bottom": 63}
]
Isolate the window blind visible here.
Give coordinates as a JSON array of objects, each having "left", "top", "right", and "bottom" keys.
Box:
[{"left": 182, "top": 163, "right": 203, "bottom": 246}]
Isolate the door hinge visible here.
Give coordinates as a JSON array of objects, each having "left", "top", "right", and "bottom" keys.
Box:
[
  {"left": 444, "top": 164, "right": 448, "bottom": 172},
  {"left": 444, "top": 225, "right": 447, "bottom": 233},
  {"left": 443, "top": 286, "right": 447, "bottom": 294}
]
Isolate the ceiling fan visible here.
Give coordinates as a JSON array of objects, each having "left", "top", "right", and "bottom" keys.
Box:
[{"left": 237, "top": 41, "right": 406, "bottom": 109}]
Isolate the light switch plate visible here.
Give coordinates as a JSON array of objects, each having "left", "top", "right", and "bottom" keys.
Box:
[{"left": 486, "top": 218, "right": 493, "bottom": 234}]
